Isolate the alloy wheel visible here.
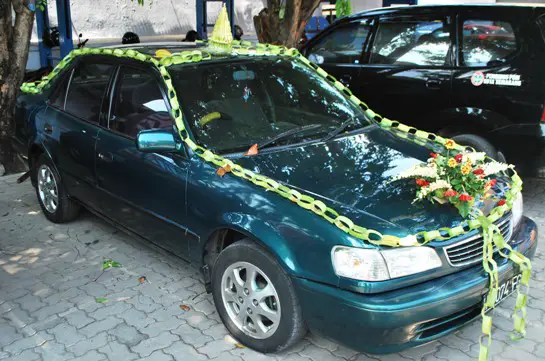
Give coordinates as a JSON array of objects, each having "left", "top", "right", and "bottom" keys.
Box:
[
  {"left": 221, "top": 261, "right": 281, "bottom": 339},
  {"left": 37, "top": 164, "right": 59, "bottom": 213}
]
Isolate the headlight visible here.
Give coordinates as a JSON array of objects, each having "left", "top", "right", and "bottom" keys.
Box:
[
  {"left": 511, "top": 193, "right": 523, "bottom": 227},
  {"left": 332, "top": 246, "right": 442, "bottom": 281}
]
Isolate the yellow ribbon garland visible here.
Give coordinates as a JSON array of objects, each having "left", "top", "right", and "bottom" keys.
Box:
[{"left": 21, "top": 44, "right": 531, "bottom": 360}]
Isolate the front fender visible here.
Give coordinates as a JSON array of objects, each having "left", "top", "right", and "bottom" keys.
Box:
[{"left": 437, "top": 107, "right": 513, "bottom": 135}]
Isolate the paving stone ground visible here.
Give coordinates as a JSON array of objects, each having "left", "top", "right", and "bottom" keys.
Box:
[{"left": 1, "top": 173, "right": 544, "bottom": 361}]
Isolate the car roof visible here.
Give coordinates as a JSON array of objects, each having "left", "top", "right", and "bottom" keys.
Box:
[
  {"left": 99, "top": 41, "right": 205, "bottom": 55},
  {"left": 344, "top": 3, "right": 545, "bottom": 20}
]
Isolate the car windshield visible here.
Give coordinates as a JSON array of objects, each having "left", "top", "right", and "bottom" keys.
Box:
[{"left": 169, "top": 57, "right": 369, "bottom": 153}]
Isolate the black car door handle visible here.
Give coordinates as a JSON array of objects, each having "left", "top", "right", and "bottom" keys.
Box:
[
  {"left": 44, "top": 123, "right": 53, "bottom": 134},
  {"left": 425, "top": 78, "right": 443, "bottom": 90}
]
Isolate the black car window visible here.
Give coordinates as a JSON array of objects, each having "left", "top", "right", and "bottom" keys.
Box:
[
  {"left": 110, "top": 66, "right": 172, "bottom": 138},
  {"left": 64, "top": 62, "right": 114, "bottom": 123},
  {"left": 49, "top": 68, "right": 73, "bottom": 110},
  {"left": 169, "top": 58, "right": 369, "bottom": 153},
  {"left": 370, "top": 19, "right": 451, "bottom": 66},
  {"left": 306, "top": 20, "right": 371, "bottom": 65},
  {"left": 462, "top": 20, "right": 517, "bottom": 67}
]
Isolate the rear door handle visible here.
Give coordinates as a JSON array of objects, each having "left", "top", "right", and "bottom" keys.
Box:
[
  {"left": 44, "top": 123, "right": 53, "bottom": 134},
  {"left": 425, "top": 78, "right": 443, "bottom": 90},
  {"left": 97, "top": 152, "right": 114, "bottom": 162}
]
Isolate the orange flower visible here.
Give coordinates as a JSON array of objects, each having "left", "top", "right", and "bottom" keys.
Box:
[
  {"left": 416, "top": 179, "right": 430, "bottom": 187},
  {"left": 430, "top": 153, "right": 438, "bottom": 159},
  {"left": 459, "top": 194, "right": 473, "bottom": 202},
  {"left": 448, "top": 158, "right": 457, "bottom": 168},
  {"left": 461, "top": 162, "right": 472, "bottom": 175},
  {"left": 445, "top": 139, "right": 456, "bottom": 149}
]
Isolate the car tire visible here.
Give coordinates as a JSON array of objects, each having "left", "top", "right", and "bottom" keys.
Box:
[
  {"left": 451, "top": 134, "right": 505, "bottom": 161},
  {"left": 35, "top": 154, "right": 80, "bottom": 223},
  {"left": 211, "top": 238, "right": 306, "bottom": 353}
]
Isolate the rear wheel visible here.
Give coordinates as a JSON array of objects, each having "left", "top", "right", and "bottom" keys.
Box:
[
  {"left": 35, "top": 154, "right": 80, "bottom": 223},
  {"left": 451, "top": 134, "right": 506, "bottom": 162},
  {"left": 211, "top": 239, "right": 306, "bottom": 353}
]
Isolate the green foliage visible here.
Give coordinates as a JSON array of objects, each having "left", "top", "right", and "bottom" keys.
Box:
[
  {"left": 336, "top": 0, "right": 351, "bottom": 18},
  {"left": 102, "top": 259, "right": 121, "bottom": 270}
]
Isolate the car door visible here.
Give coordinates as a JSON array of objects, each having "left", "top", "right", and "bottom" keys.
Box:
[
  {"left": 94, "top": 63, "right": 193, "bottom": 258},
  {"left": 38, "top": 59, "right": 115, "bottom": 210},
  {"left": 451, "top": 10, "right": 540, "bottom": 134},
  {"left": 304, "top": 17, "right": 373, "bottom": 92},
  {"left": 358, "top": 13, "right": 455, "bottom": 131}
]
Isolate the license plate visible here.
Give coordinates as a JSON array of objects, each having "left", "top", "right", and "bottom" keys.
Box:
[{"left": 484, "top": 274, "right": 522, "bottom": 310}]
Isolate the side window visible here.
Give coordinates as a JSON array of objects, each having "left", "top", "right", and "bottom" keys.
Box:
[
  {"left": 49, "top": 69, "right": 73, "bottom": 110},
  {"left": 462, "top": 20, "right": 517, "bottom": 67},
  {"left": 64, "top": 62, "right": 114, "bottom": 122},
  {"left": 307, "top": 20, "right": 371, "bottom": 64},
  {"left": 370, "top": 19, "right": 451, "bottom": 66},
  {"left": 110, "top": 66, "right": 172, "bottom": 138}
]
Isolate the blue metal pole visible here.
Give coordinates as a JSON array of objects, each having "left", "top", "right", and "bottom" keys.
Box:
[
  {"left": 35, "top": 6, "right": 52, "bottom": 67},
  {"left": 56, "top": 0, "right": 74, "bottom": 58}
]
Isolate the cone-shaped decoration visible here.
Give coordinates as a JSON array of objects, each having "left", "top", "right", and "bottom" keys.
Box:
[{"left": 209, "top": 4, "right": 233, "bottom": 50}]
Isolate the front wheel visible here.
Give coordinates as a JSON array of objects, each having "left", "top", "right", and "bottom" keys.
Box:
[{"left": 211, "top": 239, "right": 306, "bottom": 353}]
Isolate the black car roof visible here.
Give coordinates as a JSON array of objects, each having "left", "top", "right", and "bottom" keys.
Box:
[{"left": 343, "top": 3, "right": 545, "bottom": 21}]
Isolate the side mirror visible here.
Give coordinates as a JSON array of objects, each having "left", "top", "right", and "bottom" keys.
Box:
[{"left": 136, "top": 129, "right": 178, "bottom": 153}]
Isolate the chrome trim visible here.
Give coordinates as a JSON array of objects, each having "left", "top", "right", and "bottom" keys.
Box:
[{"left": 443, "top": 215, "right": 513, "bottom": 267}]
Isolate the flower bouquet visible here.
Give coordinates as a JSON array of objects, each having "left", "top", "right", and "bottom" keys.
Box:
[{"left": 393, "top": 140, "right": 513, "bottom": 218}]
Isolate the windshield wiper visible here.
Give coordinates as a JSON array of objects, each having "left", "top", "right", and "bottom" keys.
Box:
[
  {"left": 321, "top": 117, "right": 359, "bottom": 143},
  {"left": 257, "top": 123, "right": 324, "bottom": 150}
]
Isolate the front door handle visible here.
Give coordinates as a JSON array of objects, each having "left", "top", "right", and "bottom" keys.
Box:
[
  {"left": 44, "top": 123, "right": 53, "bottom": 134},
  {"left": 97, "top": 152, "right": 114, "bottom": 162},
  {"left": 425, "top": 78, "right": 443, "bottom": 90}
]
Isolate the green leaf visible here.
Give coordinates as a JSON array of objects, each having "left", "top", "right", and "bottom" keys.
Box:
[{"left": 96, "top": 298, "right": 108, "bottom": 303}]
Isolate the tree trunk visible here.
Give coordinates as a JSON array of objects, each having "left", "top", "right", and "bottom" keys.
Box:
[
  {"left": 254, "top": 0, "right": 321, "bottom": 48},
  {"left": 0, "top": 1, "right": 35, "bottom": 175}
]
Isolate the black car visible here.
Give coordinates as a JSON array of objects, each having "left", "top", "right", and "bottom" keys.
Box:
[{"left": 301, "top": 4, "right": 545, "bottom": 176}]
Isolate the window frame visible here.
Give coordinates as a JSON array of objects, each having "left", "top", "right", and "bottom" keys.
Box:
[
  {"left": 107, "top": 61, "right": 178, "bottom": 141},
  {"left": 47, "top": 66, "right": 75, "bottom": 111},
  {"left": 366, "top": 14, "right": 456, "bottom": 69},
  {"left": 60, "top": 56, "right": 117, "bottom": 125},
  {"left": 304, "top": 16, "right": 375, "bottom": 66},
  {"left": 456, "top": 12, "right": 521, "bottom": 68}
]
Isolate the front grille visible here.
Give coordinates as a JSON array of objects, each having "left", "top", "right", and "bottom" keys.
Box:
[
  {"left": 416, "top": 304, "right": 481, "bottom": 340},
  {"left": 444, "top": 213, "right": 513, "bottom": 267}
]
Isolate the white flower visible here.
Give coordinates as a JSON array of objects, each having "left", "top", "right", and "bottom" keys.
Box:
[
  {"left": 463, "top": 152, "right": 486, "bottom": 165},
  {"left": 428, "top": 180, "right": 451, "bottom": 192},
  {"left": 396, "top": 164, "right": 439, "bottom": 180},
  {"left": 481, "top": 161, "right": 514, "bottom": 176}
]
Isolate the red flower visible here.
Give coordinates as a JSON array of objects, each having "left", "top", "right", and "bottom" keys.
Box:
[
  {"left": 459, "top": 194, "right": 473, "bottom": 202},
  {"left": 473, "top": 168, "right": 484, "bottom": 175},
  {"left": 497, "top": 199, "right": 506, "bottom": 206},
  {"left": 444, "top": 189, "right": 457, "bottom": 197},
  {"left": 416, "top": 179, "right": 430, "bottom": 187},
  {"left": 454, "top": 154, "right": 463, "bottom": 163},
  {"left": 486, "top": 179, "right": 497, "bottom": 188},
  {"left": 430, "top": 153, "right": 438, "bottom": 159}
]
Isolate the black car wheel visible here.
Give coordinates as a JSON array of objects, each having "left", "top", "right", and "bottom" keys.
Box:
[
  {"left": 211, "top": 239, "right": 306, "bottom": 353},
  {"left": 35, "top": 154, "right": 80, "bottom": 223},
  {"left": 451, "top": 134, "right": 506, "bottom": 162}
]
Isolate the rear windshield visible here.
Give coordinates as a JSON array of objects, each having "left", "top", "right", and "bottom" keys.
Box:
[{"left": 169, "top": 58, "right": 369, "bottom": 153}]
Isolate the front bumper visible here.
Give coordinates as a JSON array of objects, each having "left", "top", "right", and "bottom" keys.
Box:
[{"left": 293, "top": 216, "right": 538, "bottom": 354}]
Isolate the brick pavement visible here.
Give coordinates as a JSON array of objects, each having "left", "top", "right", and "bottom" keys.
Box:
[{"left": 1, "top": 173, "right": 544, "bottom": 361}]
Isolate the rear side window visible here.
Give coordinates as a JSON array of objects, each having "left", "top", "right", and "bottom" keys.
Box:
[
  {"left": 49, "top": 69, "right": 73, "bottom": 109},
  {"left": 462, "top": 20, "right": 517, "bottom": 67},
  {"left": 370, "top": 19, "right": 451, "bottom": 66},
  {"left": 110, "top": 66, "right": 171, "bottom": 138},
  {"left": 64, "top": 62, "right": 114, "bottom": 123},
  {"left": 307, "top": 20, "right": 372, "bottom": 64}
]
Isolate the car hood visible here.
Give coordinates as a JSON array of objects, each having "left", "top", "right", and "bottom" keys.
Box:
[{"left": 231, "top": 126, "right": 506, "bottom": 237}]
